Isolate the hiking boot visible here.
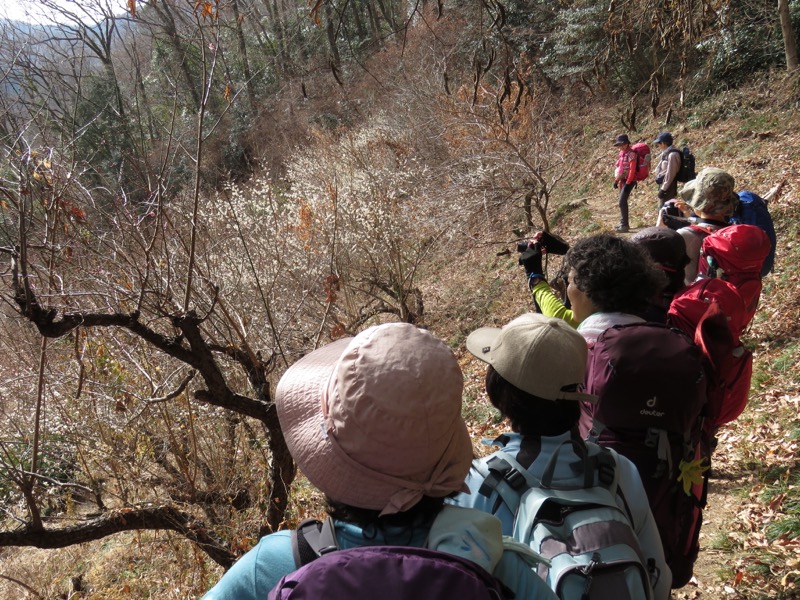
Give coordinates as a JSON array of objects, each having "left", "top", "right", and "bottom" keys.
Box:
[{"left": 615, "top": 224, "right": 630, "bottom": 233}]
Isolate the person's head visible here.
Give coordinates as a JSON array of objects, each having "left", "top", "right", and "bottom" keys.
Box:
[
  {"left": 679, "top": 167, "right": 739, "bottom": 219},
  {"left": 466, "top": 313, "right": 597, "bottom": 436},
  {"left": 565, "top": 234, "right": 668, "bottom": 321},
  {"left": 613, "top": 134, "right": 631, "bottom": 150},
  {"left": 653, "top": 131, "right": 673, "bottom": 150},
  {"left": 275, "top": 322, "right": 472, "bottom": 526},
  {"left": 631, "top": 227, "right": 690, "bottom": 295}
]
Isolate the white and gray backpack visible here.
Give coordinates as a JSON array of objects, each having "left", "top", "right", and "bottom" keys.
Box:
[{"left": 473, "top": 439, "right": 656, "bottom": 600}]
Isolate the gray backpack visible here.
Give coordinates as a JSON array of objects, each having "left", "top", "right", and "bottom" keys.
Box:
[{"left": 474, "top": 439, "right": 656, "bottom": 600}]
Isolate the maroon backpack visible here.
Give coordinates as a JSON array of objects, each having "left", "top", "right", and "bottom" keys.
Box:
[
  {"left": 582, "top": 322, "right": 707, "bottom": 588},
  {"left": 270, "top": 518, "right": 514, "bottom": 600}
]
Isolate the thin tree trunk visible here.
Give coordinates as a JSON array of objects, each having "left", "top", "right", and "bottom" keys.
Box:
[
  {"left": 349, "top": 0, "right": 368, "bottom": 41},
  {"left": 366, "top": 0, "right": 382, "bottom": 48},
  {"left": 231, "top": 0, "right": 258, "bottom": 114},
  {"left": 325, "top": 3, "right": 341, "bottom": 65},
  {"left": 153, "top": 0, "right": 202, "bottom": 109},
  {"left": 269, "top": 0, "right": 290, "bottom": 74},
  {"left": 778, "top": 0, "right": 799, "bottom": 71}
]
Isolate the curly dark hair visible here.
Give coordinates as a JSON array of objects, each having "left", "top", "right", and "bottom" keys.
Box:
[
  {"left": 567, "top": 234, "right": 668, "bottom": 316},
  {"left": 485, "top": 366, "right": 580, "bottom": 436}
]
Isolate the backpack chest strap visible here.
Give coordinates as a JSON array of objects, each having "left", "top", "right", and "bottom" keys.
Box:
[{"left": 292, "top": 517, "right": 339, "bottom": 567}]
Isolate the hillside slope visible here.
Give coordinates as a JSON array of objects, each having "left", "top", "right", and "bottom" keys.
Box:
[
  {"left": 0, "top": 61, "right": 796, "bottom": 600},
  {"left": 427, "top": 70, "right": 800, "bottom": 599}
]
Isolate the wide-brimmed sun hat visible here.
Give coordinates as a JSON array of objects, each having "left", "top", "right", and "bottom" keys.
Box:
[
  {"left": 679, "top": 167, "right": 739, "bottom": 217},
  {"left": 466, "top": 313, "right": 597, "bottom": 403},
  {"left": 275, "top": 322, "right": 472, "bottom": 516}
]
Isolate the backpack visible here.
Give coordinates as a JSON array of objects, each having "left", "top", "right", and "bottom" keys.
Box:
[
  {"left": 582, "top": 322, "right": 708, "bottom": 588},
  {"left": 473, "top": 439, "right": 657, "bottom": 599},
  {"left": 730, "top": 191, "right": 777, "bottom": 276},
  {"left": 632, "top": 142, "right": 652, "bottom": 182},
  {"left": 269, "top": 515, "right": 518, "bottom": 600},
  {"left": 517, "top": 442, "right": 655, "bottom": 599},
  {"left": 668, "top": 276, "right": 749, "bottom": 341},
  {"left": 675, "top": 146, "right": 697, "bottom": 183},
  {"left": 668, "top": 279, "right": 754, "bottom": 428},
  {"left": 697, "top": 224, "right": 771, "bottom": 325}
]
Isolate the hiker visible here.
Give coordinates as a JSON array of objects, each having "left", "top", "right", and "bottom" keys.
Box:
[
  {"left": 524, "top": 235, "right": 707, "bottom": 588},
  {"left": 661, "top": 167, "right": 740, "bottom": 285},
  {"left": 202, "top": 323, "right": 558, "bottom": 600},
  {"left": 613, "top": 134, "right": 637, "bottom": 232},
  {"left": 454, "top": 313, "right": 671, "bottom": 599},
  {"left": 525, "top": 232, "right": 669, "bottom": 329},
  {"left": 658, "top": 172, "right": 779, "bottom": 281},
  {"left": 630, "top": 227, "right": 690, "bottom": 322},
  {"left": 652, "top": 132, "right": 681, "bottom": 208}
]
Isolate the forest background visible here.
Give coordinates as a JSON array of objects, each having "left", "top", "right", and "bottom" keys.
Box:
[{"left": 0, "top": 0, "right": 798, "bottom": 598}]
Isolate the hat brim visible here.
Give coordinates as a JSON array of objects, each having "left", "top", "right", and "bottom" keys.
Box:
[
  {"left": 465, "top": 326, "right": 501, "bottom": 364},
  {"left": 277, "top": 337, "right": 427, "bottom": 510},
  {"left": 276, "top": 337, "right": 472, "bottom": 511},
  {"left": 679, "top": 179, "right": 696, "bottom": 204},
  {"left": 465, "top": 325, "right": 598, "bottom": 404}
]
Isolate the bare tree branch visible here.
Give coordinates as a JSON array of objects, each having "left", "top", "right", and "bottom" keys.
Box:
[{"left": 0, "top": 505, "right": 237, "bottom": 568}]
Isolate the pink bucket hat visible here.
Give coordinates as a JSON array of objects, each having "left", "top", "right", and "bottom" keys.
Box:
[{"left": 275, "top": 322, "right": 472, "bottom": 516}]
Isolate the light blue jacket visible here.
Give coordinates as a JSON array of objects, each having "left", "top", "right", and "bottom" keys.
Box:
[{"left": 202, "top": 505, "right": 558, "bottom": 600}]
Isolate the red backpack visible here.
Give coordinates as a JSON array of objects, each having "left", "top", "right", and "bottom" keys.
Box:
[
  {"left": 668, "top": 277, "right": 749, "bottom": 342},
  {"left": 631, "top": 142, "right": 651, "bottom": 182},
  {"left": 698, "top": 224, "right": 771, "bottom": 325}
]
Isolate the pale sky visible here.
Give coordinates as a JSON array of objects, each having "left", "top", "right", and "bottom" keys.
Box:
[
  {"left": 0, "top": 0, "right": 128, "bottom": 24},
  {"left": 0, "top": 1, "right": 55, "bottom": 23}
]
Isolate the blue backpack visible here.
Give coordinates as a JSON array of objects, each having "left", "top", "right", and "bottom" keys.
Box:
[
  {"left": 729, "top": 191, "right": 776, "bottom": 276},
  {"left": 268, "top": 515, "right": 520, "bottom": 600}
]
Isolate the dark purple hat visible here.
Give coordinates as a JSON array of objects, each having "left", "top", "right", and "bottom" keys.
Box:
[
  {"left": 653, "top": 131, "right": 673, "bottom": 146},
  {"left": 613, "top": 134, "right": 631, "bottom": 146}
]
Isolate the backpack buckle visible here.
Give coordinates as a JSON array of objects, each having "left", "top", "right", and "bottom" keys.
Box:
[
  {"left": 505, "top": 468, "right": 528, "bottom": 492},
  {"left": 644, "top": 428, "right": 659, "bottom": 448},
  {"left": 595, "top": 452, "right": 616, "bottom": 486}
]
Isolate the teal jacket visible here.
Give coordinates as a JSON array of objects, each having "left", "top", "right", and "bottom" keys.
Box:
[{"left": 202, "top": 506, "right": 558, "bottom": 600}]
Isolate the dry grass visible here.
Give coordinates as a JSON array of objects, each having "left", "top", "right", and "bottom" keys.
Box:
[{"left": 2, "top": 69, "right": 798, "bottom": 600}]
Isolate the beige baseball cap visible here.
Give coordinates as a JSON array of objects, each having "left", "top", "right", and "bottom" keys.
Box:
[{"left": 466, "top": 313, "right": 598, "bottom": 403}]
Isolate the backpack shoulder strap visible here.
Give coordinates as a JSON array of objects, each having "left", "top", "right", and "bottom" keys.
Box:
[
  {"left": 540, "top": 432, "right": 617, "bottom": 491},
  {"left": 291, "top": 517, "right": 339, "bottom": 567},
  {"left": 501, "top": 535, "right": 551, "bottom": 569},
  {"left": 688, "top": 223, "right": 717, "bottom": 239},
  {"left": 585, "top": 444, "right": 639, "bottom": 525},
  {"left": 473, "top": 451, "right": 541, "bottom": 514},
  {"left": 694, "top": 217, "right": 729, "bottom": 228},
  {"left": 584, "top": 443, "right": 620, "bottom": 495}
]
